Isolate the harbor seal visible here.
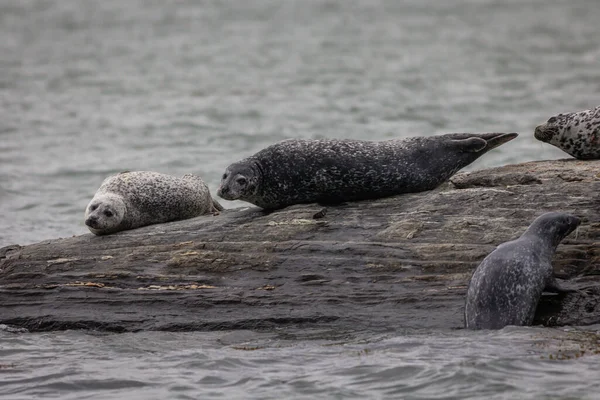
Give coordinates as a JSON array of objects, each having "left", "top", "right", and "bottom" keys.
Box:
[
  {"left": 534, "top": 105, "right": 600, "bottom": 159},
  {"left": 464, "top": 212, "right": 581, "bottom": 330},
  {"left": 217, "top": 133, "right": 518, "bottom": 209},
  {"left": 84, "top": 171, "right": 223, "bottom": 235}
]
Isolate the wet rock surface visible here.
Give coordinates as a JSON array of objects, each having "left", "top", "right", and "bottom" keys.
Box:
[{"left": 1, "top": 159, "right": 599, "bottom": 332}]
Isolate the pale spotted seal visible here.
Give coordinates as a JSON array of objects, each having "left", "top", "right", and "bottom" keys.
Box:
[
  {"left": 84, "top": 171, "right": 223, "bottom": 235},
  {"left": 534, "top": 105, "right": 600, "bottom": 159},
  {"left": 464, "top": 212, "right": 580, "bottom": 330},
  {"left": 217, "top": 133, "right": 518, "bottom": 209}
]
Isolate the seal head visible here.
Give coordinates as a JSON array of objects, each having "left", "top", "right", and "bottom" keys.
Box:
[
  {"left": 464, "top": 211, "right": 580, "bottom": 330},
  {"left": 217, "top": 162, "right": 261, "bottom": 203},
  {"left": 534, "top": 106, "right": 600, "bottom": 159},
  {"left": 84, "top": 193, "right": 127, "bottom": 235},
  {"left": 521, "top": 211, "right": 581, "bottom": 249}
]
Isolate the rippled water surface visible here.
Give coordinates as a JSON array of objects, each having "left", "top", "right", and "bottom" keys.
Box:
[
  {"left": 1, "top": 0, "right": 600, "bottom": 398},
  {"left": 2, "top": 326, "right": 600, "bottom": 400},
  {"left": 2, "top": 0, "right": 600, "bottom": 247}
]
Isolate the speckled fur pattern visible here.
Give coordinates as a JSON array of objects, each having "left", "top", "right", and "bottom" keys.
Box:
[
  {"left": 217, "top": 133, "right": 518, "bottom": 209},
  {"left": 534, "top": 105, "right": 600, "bottom": 159},
  {"left": 84, "top": 171, "right": 222, "bottom": 235},
  {"left": 464, "top": 212, "right": 581, "bottom": 330}
]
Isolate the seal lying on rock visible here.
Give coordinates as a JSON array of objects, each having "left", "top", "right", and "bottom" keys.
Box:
[
  {"left": 534, "top": 105, "right": 600, "bottom": 160},
  {"left": 85, "top": 171, "right": 222, "bottom": 235},
  {"left": 217, "top": 133, "right": 518, "bottom": 209},
  {"left": 464, "top": 212, "right": 581, "bottom": 330}
]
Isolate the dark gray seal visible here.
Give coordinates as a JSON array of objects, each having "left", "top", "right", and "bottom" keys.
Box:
[
  {"left": 534, "top": 105, "right": 600, "bottom": 160},
  {"left": 464, "top": 212, "right": 581, "bottom": 330},
  {"left": 217, "top": 133, "right": 518, "bottom": 209},
  {"left": 85, "top": 171, "right": 223, "bottom": 235}
]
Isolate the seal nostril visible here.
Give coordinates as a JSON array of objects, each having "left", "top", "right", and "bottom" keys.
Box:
[{"left": 534, "top": 126, "right": 548, "bottom": 141}]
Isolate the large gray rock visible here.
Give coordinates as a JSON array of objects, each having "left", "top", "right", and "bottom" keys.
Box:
[{"left": 0, "top": 159, "right": 598, "bottom": 332}]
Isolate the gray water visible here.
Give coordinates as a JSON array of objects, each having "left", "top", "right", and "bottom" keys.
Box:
[
  {"left": 1, "top": 0, "right": 600, "bottom": 398},
  {"left": 2, "top": 326, "right": 600, "bottom": 400}
]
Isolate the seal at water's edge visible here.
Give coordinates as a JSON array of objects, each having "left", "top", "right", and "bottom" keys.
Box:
[
  {"left": 84, "top": 171, "right": 223, "bottom": 235},
  {"left": 217, "top": 133, "right": 518, "bottom": 209},
  {"left": 464, "top": 212, "right": 581, "bottom": 330},
  {"left": 534, "top": 105, "right": 600, "bottom": 159}
]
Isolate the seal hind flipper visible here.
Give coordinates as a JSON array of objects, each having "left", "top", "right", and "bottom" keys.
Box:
[
  {"left": 211, "top": 198, "right": 224, "bottom": 212},
  {"left": 180, "top": 174, "right": 224, "bottom": 212},
  {"left": 480, "top": 132, "right": 519, "bottom": 151}
]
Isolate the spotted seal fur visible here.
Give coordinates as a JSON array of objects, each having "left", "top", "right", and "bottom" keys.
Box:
[
  {"left": 217, "top": 133, "right": 518, "bottom": 209},
  {"left": 534, "top": 105, "right": 600, "bottom": 159},
  {"left": 464, "top": 212, "right": 581, "bottom": 330},
  {"left": 84, "top": 171, "right": 222, "bottom": 235}
]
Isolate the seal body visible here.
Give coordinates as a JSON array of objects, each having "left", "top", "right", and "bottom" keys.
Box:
[
  {"left": 217, "top": 133, "right": 518, "bottom": 209},
  {"left": 84, "top": 171, "right": 223, "bottom": 235},
  {"left": 534, "top": 106, "right": 600, "bottom": 159},
  {"left": 464, "top": 212, "right": 580, "bottom": 330}
]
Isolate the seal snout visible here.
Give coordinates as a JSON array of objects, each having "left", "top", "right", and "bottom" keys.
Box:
[
  {"left": 566, "top": 214, "right": 581, "bottom": 233},
  {"left": 557, "top": 214, "right": 581, "bottom": 246},
  {"left": 85, "top": 216, "right": 99, "bottom": 228},
  {"left": 534, "top": 124, "right": 552, "bottom": 142},
  {"left": 216, "top": 185, "right": 228, "bottom": 198}
]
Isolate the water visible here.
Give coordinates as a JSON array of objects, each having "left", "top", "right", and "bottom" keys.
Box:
[
  {"left": 1, "top": 326, "right": 600, "bottom": 400},
  {"left": 1, "top": 0, "right": 600, "bottom": 398}
]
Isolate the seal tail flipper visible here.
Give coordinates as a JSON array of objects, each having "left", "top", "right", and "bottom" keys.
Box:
[
  {"left": 211, "top": 198, "right": 224, "bottom": 212},
  {"left": 450, "top": 132, "right": 519, "bottom": 153},
  {"left": 479, "top": 132, "right": 519, "bottom": 151}
]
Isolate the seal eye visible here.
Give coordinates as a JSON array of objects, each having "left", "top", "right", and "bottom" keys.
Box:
[
  {"left": 236, "top": 177, "right": 247, "bottom": 186},
  {"left": 547, "top": 116, "right": 557, "bottom": 124},
  {"left": 104, "top": 210, "right": 113, "bottom": 217},
  {"left": 222, "top": 173, "right": 228, "bottom": 180},
  {"left": 90, "top": 205, "right": 98, "bottom": 211}
]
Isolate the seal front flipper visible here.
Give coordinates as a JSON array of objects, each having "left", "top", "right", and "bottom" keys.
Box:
[
  {"left": 544, "top": 277, "right": 591, "bottom": 297},
  {"left": 543, "top": 276, "right": 577, "bottom": 294}
]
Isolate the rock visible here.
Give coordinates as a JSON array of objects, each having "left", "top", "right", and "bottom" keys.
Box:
[{"left": 0, "top": 159, "right": 598, "bottom": 332}]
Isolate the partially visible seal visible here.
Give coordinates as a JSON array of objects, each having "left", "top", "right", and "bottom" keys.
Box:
[
  {"left": 534, "top": 106, "right": 600, "bottom": 159},
  {"left": 84, "top": 171, "right": 223, "bottom": 235},
  {"left": 464, "top": 212, "right": 581, "bottom": 330},
  {"left": 217, "top": 133, "right": 518, "bottom": 209}
]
